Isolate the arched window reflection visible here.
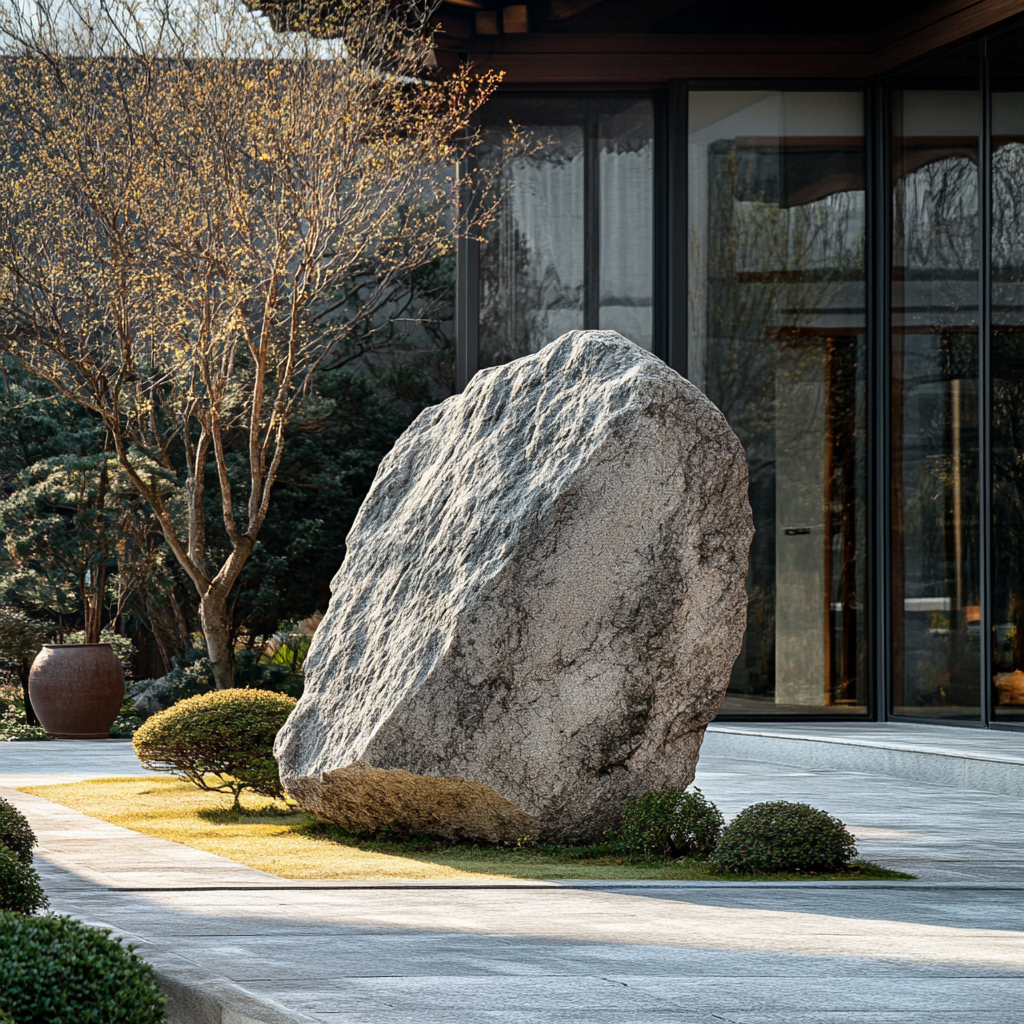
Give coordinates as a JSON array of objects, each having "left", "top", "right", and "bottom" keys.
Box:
[{"left": 688, "top": 91, "right": 869, "bottom": 714}]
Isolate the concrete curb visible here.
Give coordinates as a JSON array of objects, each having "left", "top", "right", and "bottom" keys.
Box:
[
  {"left": 156, "top": 967, "right": 322, "bottom": 1024},
  {"left": 51, "top": 879, "right": 1024, "bottom": 891},
  {"left": 703, "top": 726, "right": 1024, "bottom": 796}
]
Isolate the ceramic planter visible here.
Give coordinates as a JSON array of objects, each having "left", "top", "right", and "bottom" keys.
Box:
[{"left": 28, "top": 644, "right": 125, "bottom": 739}]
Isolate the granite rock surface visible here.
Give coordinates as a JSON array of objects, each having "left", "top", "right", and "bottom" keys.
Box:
[
  {"left": 275, "top": 330, "right": 753, "bottom": 843},
  {"left": 132, "top": 675, "right": 176, "bottom": 718}
]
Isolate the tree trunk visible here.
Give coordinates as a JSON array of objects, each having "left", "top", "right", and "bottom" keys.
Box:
[
  {"left": 18, "top": 658, "right": 39, "bottom": 727},
  {"left": 82, "top": 563, "right": 107, "bottom": 645},
  {"left": 200, "top": 593, "right": 235, "bottom": 690}
]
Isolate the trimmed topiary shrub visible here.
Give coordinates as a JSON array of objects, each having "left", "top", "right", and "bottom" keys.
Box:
[
  {"left": 711, "top": 800, "right": 858, "bottom": 874},
  {"left": 133, "top": 688, "right": 296, "bottom": 809},
  {"left": 0, "top": 911, "right": 166, "bottom": 1023},
  {"left": 619, "top": 787, "right": 724, "bottom": 860},
  {"left": 0, "top": 798, "right": 35, "bottom": 865},
  {"left": 0, "top": 847, "right": 47, "bottom": 915}
]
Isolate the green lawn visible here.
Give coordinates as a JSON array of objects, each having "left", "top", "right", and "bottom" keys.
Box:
[{"left": 23, "top": 776, "right": 914, "bottom": 882}]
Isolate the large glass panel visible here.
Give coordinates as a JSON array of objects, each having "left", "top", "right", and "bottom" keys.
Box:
[
  {"left": 891, "top": 57, "right": 982, "bottom": 719},
  {"left": 477, "top": 97, "right": 654, "bottom": 368},
  {"left": 688, "top": 92, "right": 869, "bottom": 714},
  {"left": 598, "top": 106, "right": 654, "bottom": 346},
  {"left": 991, "top": 28, "right": 1024, "bottom": 722},
  {"left": 478, "top": 100, "right": 584, "bottom": 366}
]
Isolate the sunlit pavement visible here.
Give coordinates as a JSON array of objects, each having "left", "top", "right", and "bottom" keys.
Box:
[{"left": 1, "top": 739, "right": 1021, "bottom": 1023}]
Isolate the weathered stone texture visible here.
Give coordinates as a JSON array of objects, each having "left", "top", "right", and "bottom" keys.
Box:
[{"left": 275, "top": 330, "right": 753, "bottom": 843}]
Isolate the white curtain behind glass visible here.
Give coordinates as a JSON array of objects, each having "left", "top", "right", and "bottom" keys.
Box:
[
  {"left": 599, "top": 104, "right": 654, "bottom": 350},
  {"left": 478, "top": 98, "right": 654, "bottom": 368}
]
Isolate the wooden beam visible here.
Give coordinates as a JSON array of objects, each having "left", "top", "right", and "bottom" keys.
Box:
[
  {"left": 870, "top": 0, "right": 1024, "bottom": 72},
  {"left": 446, "top": 32, "right": 867, "bottom": 54},
  {"left": 442, "top": 32, "right": 874, "bottom": 82},
  {"left": 435, "top": 0, "right": 1024, "bottom": 86},
  {"left": 545, "top": 0, "right": 606, "bottom": 19},
  {"left": 464, "top": 48, "right": 870, "bottom": 82}
]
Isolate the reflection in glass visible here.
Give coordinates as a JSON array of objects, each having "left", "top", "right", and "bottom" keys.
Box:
[
  {"left": 891, "top": 84, "right": 981, "bottom": 718},
  {"left": 991, "top": 29, "right": 1024, "bottom": 720},
  {"left": 688, "top": 92, "right": 868, "bottom": 713},
  {"left": 598, "top": 107, "right": 654, "bottom": 345},
  {"left": 478, "top": 98, "right": 653, "bottom": 368}
]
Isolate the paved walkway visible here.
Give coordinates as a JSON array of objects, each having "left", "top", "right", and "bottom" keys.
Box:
[
  {"left": 703, "top": 722, "right": 1024, "bottom": 797},
  {"left": 708, "top": 722, "right": 1024, "bottom": 763},
  {"left": 1, "top": 740, "right": 1021, "bottom": 1023}
]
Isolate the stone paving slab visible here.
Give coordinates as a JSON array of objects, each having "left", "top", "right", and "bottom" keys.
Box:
[
  {"left": 707, "top": 722, "right": 1024, "bottom": 762},
  {"left": 1, "top": 739, "right": 1022, "bottom": 1023},
  {"left": 703, "top": 722, "right": 1024, "bottom": 797},
  {"left": 52, "top": 884, "right": 1023, "bottom": 1022},
  {"left": 3, "top": 788, "right": 284, "bottom": 889},
  {"left": 0, "top": 736, "right": 152, "bottom": 784}
]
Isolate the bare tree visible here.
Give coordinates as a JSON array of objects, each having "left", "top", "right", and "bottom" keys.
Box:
[{"left": 0, "top": 0, "right": 500, "bottom": 687}]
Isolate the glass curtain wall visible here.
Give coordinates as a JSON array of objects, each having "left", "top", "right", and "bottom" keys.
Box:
[
  {"left": 889, "top": 32, "right": 1024, "bottom": 724},
  {"left": 477, "top": 97, "right": 654, "bottom": 368},
  {"left": 687, "top": 92, "right": 869, "bottom": 714},
  {"left": 461, "top": 36, "right": 1024, "bottom": 727},
  {"left": 991, "top": 27, "right": 1024, "bottom": 721},
  {"left": 890, "top": 54, "right": 982, "bottom": 719}
]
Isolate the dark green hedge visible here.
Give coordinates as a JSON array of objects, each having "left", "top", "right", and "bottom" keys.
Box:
[
  {"left": 711, "top": 800, "right": 858, "bottom": 873},
  {"left": 619, "top": 788, "right": 724, "bottom": 860},
  {"left": 0, "top": 847, "right": 47, "bottom": 915},
  {"left": 0, "top": 798, "right": 35, "bottom": 865},
  {"left": 0, "top": 912, "right": 166, "bottom": 1023}
]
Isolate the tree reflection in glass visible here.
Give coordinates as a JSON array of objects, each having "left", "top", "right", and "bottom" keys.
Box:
[
  {"left": 991, "top": 40, "right": 1024, "bottom": 719},
  {"left": 688, "top": 92, "right": 868, "bottom": 713},
  {"left": 891, "top": 87, "right": 982, "bottom": 719}
]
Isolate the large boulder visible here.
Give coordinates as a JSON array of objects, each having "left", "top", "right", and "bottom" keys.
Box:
[{"left": 275, "top": 331, "right": 752, "bottom": 843}]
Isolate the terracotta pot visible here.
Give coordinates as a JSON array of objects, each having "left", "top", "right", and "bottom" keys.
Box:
[{"left": 28, "top": 644, "right": 125, "bottom": 739}]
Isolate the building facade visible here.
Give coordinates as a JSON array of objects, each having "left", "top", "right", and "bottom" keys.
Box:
[{"left": 442, "top": 1, "right": 1024, "bottom": 728}]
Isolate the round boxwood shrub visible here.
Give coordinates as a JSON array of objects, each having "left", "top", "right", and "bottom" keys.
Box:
[
  {"left": 0, "top": 911, "right": 166, "bottom": 1023},
  {"left": 0, "top": 798, "right": 36, "bottom": 865},
  {"left": 0, "top": 847, "right": 47, "bottom": 915},
  {"left": 619, "top": 787, "right": 724, "bottom": 860},
  {"left": 711, "top": 800, "right": 858, "bottom": 874},
  {"left": 133, "top": 688, "right": 296, "bottom": 809}
]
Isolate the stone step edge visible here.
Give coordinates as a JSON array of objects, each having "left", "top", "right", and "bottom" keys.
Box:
[
  {"left": 705, "top": 724, "right": 1024, "bottom": 764},
  {"left": 156, "top": 965, "right": 321, "bottom": 1024},
  {"left": 700, "top": 728, "right": 1023, "bottom": 797}
]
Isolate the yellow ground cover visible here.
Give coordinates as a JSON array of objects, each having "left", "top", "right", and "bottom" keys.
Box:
[
  {"left": 23, "top": 776, "right": 913, "bottom": 882},
  {"left": 20, "top": 776, "right": 703, "bottom": 881}
]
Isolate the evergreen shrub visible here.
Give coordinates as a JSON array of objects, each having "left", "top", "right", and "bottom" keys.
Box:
[
  {"left": 0, "top": 847, "right": 47, "bottom": 915},
  {"left": 0, "top": 911, "right": 166, "bottom": 1023},
  {"left": 619, "top": 788, "right": 724, "bottom": 860},
  {"left": 133, "top": 688, "right": 296, "bottom": 808},
  {"left": 711, "top": 800, "right": 858, "bottom": 873},
  {"left": 0, "top": 797, "right": 35, "bottom": 864}
]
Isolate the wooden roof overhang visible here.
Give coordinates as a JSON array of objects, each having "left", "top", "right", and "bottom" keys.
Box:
[{"left": 427, "top": 0, "right": 1024, "bottom": 83}]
